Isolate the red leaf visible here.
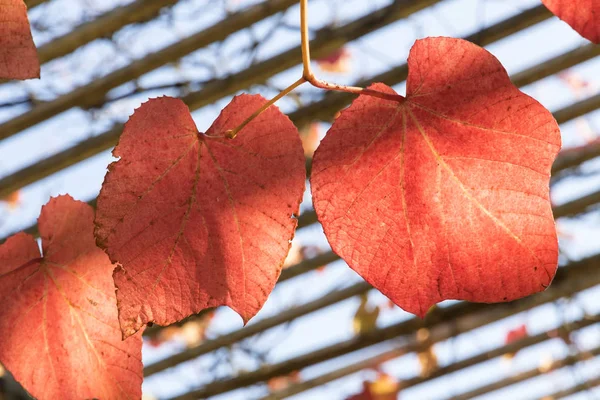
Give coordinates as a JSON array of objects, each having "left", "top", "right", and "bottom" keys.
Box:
[
  {"left": 542, "top": 0, "right": 600, "bottom": 43},
  {"left": 267, "top": 370, "right": 301, "bottom": 392},
  {"left": 0, "top": 0, "right": 40, "bottom": 79},
  {"left": 346, "top": 374, "right": 400, "bottom": 400},
  {"left": 0, "top": 195, "right": 142, "bottom": 400},
  {"left": 95, "top": 95, "right": 305, "bottom": 338},
  {"left": 0, "top": 190, "right": 21, "bottom": 210},
  {"left": 505, "top": 324, "right": 528, "bottom": 344},
  {"left": 503, "top": 324, "right": 528, "bottom": 360},
  {"left": 353, "top": 293, "right": 380, "bottom": 335},
  {"left": 317, "top": 47, "right": 351, "bottom": 73},
  {"left": 311, "top": 37, "right": 561, "bottom": 318}
]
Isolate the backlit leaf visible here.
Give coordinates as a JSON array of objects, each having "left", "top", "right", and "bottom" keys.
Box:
[
  {"left": 505, "top": 324, "right": 528, "bottom": 344},
  {"left": 542, "top": 0, "right": 600, "bottom": 43},
  {"left": 416, "top": 328, "right": 438, "bottom": 377},
  {"left": 311, "top": 37, "right": 561, "bottom": 317},
  {"left": 346, "top": 373, "right": 400, "bottom": 400},
  {"left": 353, "top": 293, "right": 380, "bottom": 335},
  {"left": 0, "top": 190, "right": 21, "bottom": 210},
  {"left": 317, "top": 47, "right": 351, "bottom": 74},
  {"left": 0, "top": 195, "right": 143, "bottom": 400},
  {"left": 0, "top": 0, "right": 40, "bottom": 79},
  {"left": 267, "top": 371, "right": 301, "bottom": 392},
  {"left": 95, "top": 95, "right": 305, "bottom": 338}
]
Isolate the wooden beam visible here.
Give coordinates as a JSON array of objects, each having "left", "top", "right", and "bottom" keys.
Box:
[
  {"left": 260, "top": 316, "right": 599, "bottom": 399},
  {"left": 450, "top": 347, "right": 600, "bottom": 400},
  {"left": 35, "top": 0, "right": 180, "bottom": 65},
  {"left": 1, "top": 6, "right": 588, "bottom": 201},
  {"left": 164, "top": 255, "right": 600, "bottom": 399},
  {"left": 24, "top": 0, "right": 48, "bottom": 9},
  {"left": 0, "top": 0, "right": 441, "bottom": 141}
]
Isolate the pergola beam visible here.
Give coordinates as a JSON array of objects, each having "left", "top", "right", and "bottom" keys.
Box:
[
  {"left": 164, "top": 255, "right": 600, "bottom": 399},
  {"left": 261, "top": 316, "right": 599, "bottom": 399},
  {"left": 0, "top": 0, "right": 441, "bottom": 141}
]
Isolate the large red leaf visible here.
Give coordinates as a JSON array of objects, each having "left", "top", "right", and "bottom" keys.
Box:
[
  {"left": 95, "top": 95, "right": 305, "bottom": 338},
  {"left": 0, "top": 0, "right": 40, "bottom": 79},
  {"left": 311, "top": 37, "right": 561, "bottom": 318},
  {"left": 0, "top": 195, "right": 143, "bottom": 400},
  {"left": 542, "top": 0, "right": 600, "bottom": 44}
]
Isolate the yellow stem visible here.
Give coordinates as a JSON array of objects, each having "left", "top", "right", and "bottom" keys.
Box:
[
  {"left": 300, "top": 0, "right": 313, "bottom": 79},
  {"left": 222, "top": 77, "right": 306, "bottom": 139},
  {"left": 299, "top": 0, "right": 404, "bottom": 103},
  {"left": 212, "top": 0, "right": 404, "bottom": 140}
]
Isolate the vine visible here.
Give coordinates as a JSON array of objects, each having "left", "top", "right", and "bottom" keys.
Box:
[{"left": 0, "top": 0, "right": 597, "bottom": 399}]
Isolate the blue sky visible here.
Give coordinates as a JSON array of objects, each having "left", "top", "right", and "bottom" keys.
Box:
[{"left": 0, "top": 0, "right": 599, "bottom": 399}]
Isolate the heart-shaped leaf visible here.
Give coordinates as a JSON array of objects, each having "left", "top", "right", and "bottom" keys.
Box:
[
  {"left": 0, "top": 195, "right": 143, "bottom": 400},
  {"left": 95, "top": 95, "right": 305, "bottom": 338},
  {"left": 0, "top": 0, "right": 40, "bottom": 79},
  {"left": 542, "top": 0, "right": 599, "bottom": 43},
  {"left": 311, "top": 37, "right": 561, "bottom": 317}
]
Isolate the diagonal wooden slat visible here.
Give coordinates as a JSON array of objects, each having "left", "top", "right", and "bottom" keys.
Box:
[
  {"left": 140, "top": 194, "right": 599, "bottom": 372},
  {"left": 552, "top": 138, "right": 600, "bottom": 176},
  {"left": 450, "top": 348, "right": 600, "bottom": 400},
  {"left": 0, "top": 0, "right": 442, "bottom": 141},
  {"left": 546, "top": 377, "right": 600, "bottom": 400},
  {"left": 24, "top": 0, "right": 48, "bottom": 9},
  {"left": 136, "top": 177, "right": 600, "bottom": 337},
  {"left": 260, "top": 316, "right": 598, "bottom": 399},
  {"left": 0, "top": 5, "right": 578, "bottom": 202},
  {"left": 143, "top": 281, "right": 371, "bottom": 376},
  {"left": 166, "top": 255, "right": 600, "bottom": 399},
  {"left": 553, "top": 189, "right": 600, "bottom": 217},
  {"left": 3, "top": 91, "right": 599, "bottom": 246},
  {"left": 35, "top": 0, "right": 180, "bottom": 65},
  {"left": 2, "top": 2, "right": 598, "bottom": 399}
]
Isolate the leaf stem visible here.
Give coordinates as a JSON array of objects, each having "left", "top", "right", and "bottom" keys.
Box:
[
  {"left": 299, "top": 0, "right": 404, "bottom": 103},
  {"left": 214, "top": 0, "right": 404, "bottom": 139},
  {"left": 223, "top": 77, "right": 306, "bottom": 139}
]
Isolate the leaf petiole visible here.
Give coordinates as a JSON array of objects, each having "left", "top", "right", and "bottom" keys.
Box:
[
  {"left": 221, "top": 0, "right": 403, "bottom": 139},
  {"left": 224, "top": 77, "right": 306, "bottom": 139},
  {"left": 299, "top": 0, "right": 404, "bottom": 103}
]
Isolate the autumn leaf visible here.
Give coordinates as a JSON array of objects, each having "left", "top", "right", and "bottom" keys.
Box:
[
  {"left": 346, "top": 373, "right": 400, "bottom": 400},
  {"left": 0, "top": 0, "right": 40, "bottom": 79},
  {"left": 317, "top": 47, "right": 351, "bottom": 73},
  {"left": 179, "top": 310, "right": 215, "bottom": 348},
  {"left": 283, "top": 238, "right": 304, "bottom": 268},
  {"left": 538, "top": 354, "right": 555, "bottom": 373},
  {"left": 95, "top": 95, "right": 306, "bottom": 338},
  {"left": 353, "top": 293, "right": 380, "bottom": 335},
  {"left": 541, "top": 0, "right": 600, "bottom": 43},
  {"left": 267, "top": 370, "right": 301, "bottom": 392},
  {"left": 369, "top": 373, "right": 400, "bottom": 400},
  {"left": 384, "top": 299, "right": 396, "bottom": 310},
  {"left": 502, "top": 324, "right": 528, "bottom": 361},
  {"left": 0, "top": 195, "right": 143, "bottom": 400},
  {"left": 416, "top": 328, "right": 438, "bottom": 378},
  {"left": 505, "top": 324, "right": 528, "bottom": 344},
  {"left": 548, "top": 326, "right": 573, "bottom": 346},
  {"left": 558, "top": 71, "right": 596, "bottom": 142},
  {"left": 300, "top": 123, "right": 321, "bottom": 157},
  {"left": 311, "top": 37, "right": 561, "bottom": 318},
  {"left": 299, "top": 244, "right": 328, "bottom": 273},
  {"left": 0, "top": 190, "right": 21, "bottom": 210}
]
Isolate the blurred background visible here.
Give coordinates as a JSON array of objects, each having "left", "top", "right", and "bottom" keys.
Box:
[{"left": 0, "top": 0, "right": 599, "bottom": 399}]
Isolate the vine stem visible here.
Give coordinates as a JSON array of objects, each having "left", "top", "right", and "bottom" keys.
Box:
[
  {"left": 299, "top": 0, "right": 404, "bottom": 103},
  {"left": 221, "top": 0, "right": 404, "bottom": 138},
  {"left": 223, "top": 77, "right": 306, "bottom": 139}
]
